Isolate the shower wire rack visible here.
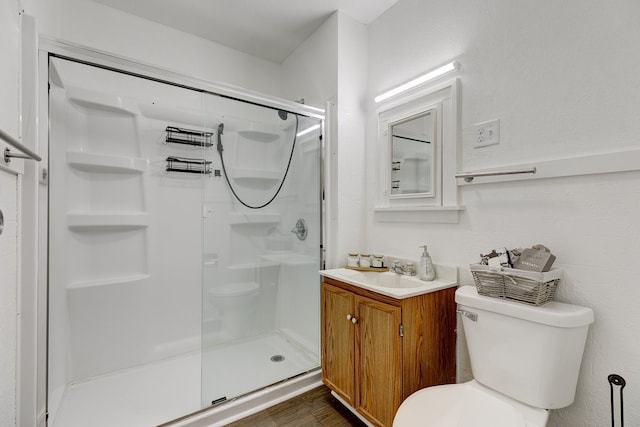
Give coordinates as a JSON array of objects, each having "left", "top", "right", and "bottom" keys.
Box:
[
  {"left": 165, "top": 126, "right": 213, "bottom": 147},
  {"left": 165, "top": 156, "right": 212, "bottom": 175}
]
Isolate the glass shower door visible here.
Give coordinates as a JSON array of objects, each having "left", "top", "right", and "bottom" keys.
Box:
[
  {"left": 201, "top": 93, "right": 323, "bottom": 405},
  {"left": 47, "top": 56, "right": 210, "bottom": 426}
]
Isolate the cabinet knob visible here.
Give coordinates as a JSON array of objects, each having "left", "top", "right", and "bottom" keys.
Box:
[
  {"left": 351, "top": 317, "right": 358, "bottom": 324},
  {"left": 346, "top": 314, "right": 352, "bottom": 321}
]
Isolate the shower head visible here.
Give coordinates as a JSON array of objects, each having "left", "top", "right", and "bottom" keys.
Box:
[{"left": 277, "top": 110, "right": 288, "bottom": 121}]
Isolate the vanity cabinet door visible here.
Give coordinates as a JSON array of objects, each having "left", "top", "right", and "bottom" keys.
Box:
[
  {"left": 321, "top": 283, "right": 356, "bottom": 405},
  {"left": 322, "top": 277, "right": 456, "bottom": 426},
  {"left": 355, "top": 296, "right": 402, "bottom": 427}
]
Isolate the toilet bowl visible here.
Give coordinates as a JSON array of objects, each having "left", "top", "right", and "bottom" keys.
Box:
[
  {"left": 208, "top": 281, "right": 260, "bottom": 340},
  {"left": 394, "top": 285, "right": 594, "bottom": 427}
]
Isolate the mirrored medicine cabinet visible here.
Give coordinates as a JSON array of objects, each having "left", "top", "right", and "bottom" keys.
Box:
[
  {"left": 375, "top": 77, "right": 462, "bottom": 223},
  {"left": 390, "top": 110, "right": 435, "bottom": 197}
]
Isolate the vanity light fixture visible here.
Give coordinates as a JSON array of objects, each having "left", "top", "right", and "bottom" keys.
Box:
[
  {"left": 374, "top": 61, "right": 458, "bottom": 103},
  {"left": 296, "top": 123, "right": 320, "bottom": 137}
]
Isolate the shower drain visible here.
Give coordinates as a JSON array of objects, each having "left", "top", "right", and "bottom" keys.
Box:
[{"left": 270, "top": 354, "right": 285, "bottom": 362}]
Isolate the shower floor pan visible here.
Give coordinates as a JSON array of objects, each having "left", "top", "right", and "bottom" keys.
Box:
[{"left": 51, "top": 332, "right": 317, "bottom": 427}]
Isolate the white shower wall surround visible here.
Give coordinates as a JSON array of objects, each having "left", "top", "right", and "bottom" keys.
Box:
[{"left": 47, "top": 57, "right": 322, "bottom": 425}]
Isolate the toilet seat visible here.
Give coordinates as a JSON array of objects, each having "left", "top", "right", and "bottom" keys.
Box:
[{"left": 393, "top": 380, "right": 548, "bottom": 427}]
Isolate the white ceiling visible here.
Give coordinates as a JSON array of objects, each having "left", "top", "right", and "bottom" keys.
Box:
[{"left": 91, "top": 0, "right": 400, "bottom": 63}]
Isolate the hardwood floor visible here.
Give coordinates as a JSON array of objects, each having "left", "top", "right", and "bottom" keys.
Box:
[{"left": 226, "top": 386, "right": 367, "bottom": 426}]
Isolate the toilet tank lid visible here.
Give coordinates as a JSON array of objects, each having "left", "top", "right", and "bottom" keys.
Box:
[{"left": 456, "top": 286, "right": 594, "bottom": 328}]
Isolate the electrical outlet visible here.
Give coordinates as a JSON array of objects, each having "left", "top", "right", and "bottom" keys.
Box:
[{"left": 474, "top": 119, "right": 500, "bottom": 148}]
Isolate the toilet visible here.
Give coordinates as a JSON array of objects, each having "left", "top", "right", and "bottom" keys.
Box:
[
  {"left": 208, "top": 281, "right": 260, "bottom": 340},
  {"left": 394, "top": 285, "right": 594, "bottom": 427}
]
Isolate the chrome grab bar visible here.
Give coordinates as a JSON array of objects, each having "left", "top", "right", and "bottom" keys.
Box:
[
  {"left": 456, "top": 309, "right": 478, "bottom": 322},
  {"left": 455, "top": 167, "right": 536, "bottom": 182},
  {"left": 1, "top": 128, "right": 41, "bottom": 163}
]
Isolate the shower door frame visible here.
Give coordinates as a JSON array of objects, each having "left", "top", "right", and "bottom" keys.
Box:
[{"left": 37, "top": 37, "right": 327, "bottom": 425}]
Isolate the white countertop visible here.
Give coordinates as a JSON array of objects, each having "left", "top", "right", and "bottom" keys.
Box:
[{"left": 320, "top": 265, "right": 457, "bottom": 299}]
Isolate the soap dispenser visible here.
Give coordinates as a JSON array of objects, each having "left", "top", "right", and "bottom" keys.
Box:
[{"left": 419, "top": 245, "right": 435, "bottom": 281}]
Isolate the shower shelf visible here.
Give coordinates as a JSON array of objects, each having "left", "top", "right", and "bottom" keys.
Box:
[
  {"left": 237, "top": 129, "right": 279, "bottom": 143},
  {"left": 66, "top": 85, "right": 140, "bottom": 116},
  {"left": 67, "top": 274, "right": 150, "bottom": 290},
  {"left": 228, "top": 212, "right": 280, "bottom": 225},
  {"left": 261, "top": 253, "right": 318, "bottom": 266},
  {"left": 228, "top": 261, "right": 280, "bottom": 270},
  {"left": 67, "top": 212, "right": 150, "bottom": 229},
  {"left": 67, "top": 151, "right": 148, "bottom": 173},
  {"left": 229, "top": 167, "right": 281, "bottom": 181},
  {"left": 165, "top": 126, "right": 213, "bottom": 147},
  {"left": 203, "top": 253, "right": 218, "bottom": 267},
  {"left": 166, "top": 156, "right": 212, "bottom": 175},
  {"left": 300, "top": 138, "right": 321, "bottom": 153}
]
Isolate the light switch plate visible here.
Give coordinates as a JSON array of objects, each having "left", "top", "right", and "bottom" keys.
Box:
[{"left": 474, "top": 119, "right": 500, "bottom": 148}]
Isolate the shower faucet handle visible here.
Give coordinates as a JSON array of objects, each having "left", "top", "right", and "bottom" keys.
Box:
[{"left": 291, "top": 218, "right": 308, "bottom": 241}]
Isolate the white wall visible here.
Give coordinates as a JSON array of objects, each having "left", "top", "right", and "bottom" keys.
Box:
[
  {"left": 282, "top": 12, "right": 368, "bottom": 268},
  {"left": 366, "top": 1, "right": 640, "bottom": 426},
  {"left": 21, "top": 0, "right": 61, "bottom": 38},
  {"left": 24, "top": 0, "right": 283, "bottom": 97},
  {"left": 0, "top": 1, "right": 21, "bottom": 425},
  {"left": 1, "top": 6, "right": 43, "bottom": 427},
  {"left": 0, "top": 1, "right": 20, "bottom": 140},
  {"left": 334, "top": 14, "right": 368, "bottom": 266},
  {"left": 282, "top": 13, "right": 340, "bottom": 265},
  {"left": 0, "top": 172, "right": 18, "bottom": 427},
  {"left": 281, "top": 13, "right": 338, "bottom": 109}
]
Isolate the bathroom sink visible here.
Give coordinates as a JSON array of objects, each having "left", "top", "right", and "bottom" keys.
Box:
[
  {"left": 344, "top": 270, "right": 424, "bottom": 288},
  {"left": 319, "top": 267, "right": 457, "bottom": 299}
]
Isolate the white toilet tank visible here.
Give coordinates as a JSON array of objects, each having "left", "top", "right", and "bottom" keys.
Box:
[{"left": 456, "top": 286, "right": 594, "bottom": 410}]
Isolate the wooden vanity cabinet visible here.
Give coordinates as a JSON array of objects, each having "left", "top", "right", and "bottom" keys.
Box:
[{"left": 321, "top": 277, "right": 456, "bottom": 427}]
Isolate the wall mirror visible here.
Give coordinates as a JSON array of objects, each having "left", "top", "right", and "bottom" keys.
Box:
[
  {"left": 390, "top": 110, "right": 435, "bottom": 196},
  {"left": 375, "top": 77, "right": 461, "bottom": 223}
]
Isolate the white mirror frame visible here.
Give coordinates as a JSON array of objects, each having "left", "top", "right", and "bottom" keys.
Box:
[{"left": 374, "top": 77, "right": 463, "bottom": 223}]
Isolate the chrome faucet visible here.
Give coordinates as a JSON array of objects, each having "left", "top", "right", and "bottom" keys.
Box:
[{"left": 391, "top": 260, "right": 416, "bottom": 276}]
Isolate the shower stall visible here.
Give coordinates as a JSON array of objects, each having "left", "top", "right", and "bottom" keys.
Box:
[{"left": 45, "top": 54, "right": 324, "bottom": 426}]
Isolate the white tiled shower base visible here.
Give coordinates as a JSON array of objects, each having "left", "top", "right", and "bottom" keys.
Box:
[{"left": 51, "top": 332, "right": 318, "bottom": 427}]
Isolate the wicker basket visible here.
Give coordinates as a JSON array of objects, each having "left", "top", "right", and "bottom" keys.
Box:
[{"left": 470, "top": 264, "right": 563, "bottom": 306}]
